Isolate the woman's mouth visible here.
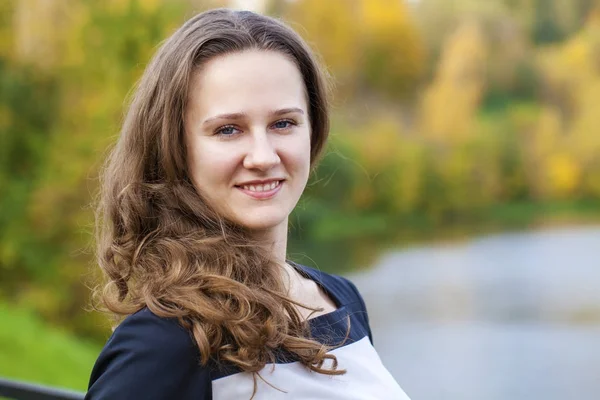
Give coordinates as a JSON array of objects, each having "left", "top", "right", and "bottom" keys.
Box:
[{"left": 235, "top": 180, "right": 283, "bottom": 199}]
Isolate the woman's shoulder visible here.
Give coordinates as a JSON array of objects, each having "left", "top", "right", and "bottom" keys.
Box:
[
  {"left": 94, "top": 307, "right": 201, "bottom": 370},
  {"left": 108, "top": 307, "right": 193, "bottom": 347},
  {"left": 291, "top": 262, "right": 367, "bottom": 308},
  {"left": 86, "top": 308, "right": 211, "bottom": 399},
  {"left": 291, "top": 262, "right": 374, "bottom": 343}
]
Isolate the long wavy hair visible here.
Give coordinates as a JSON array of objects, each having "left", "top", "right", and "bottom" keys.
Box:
[{"left": 94, "top": 7, "right": 343, "bottom": 393}]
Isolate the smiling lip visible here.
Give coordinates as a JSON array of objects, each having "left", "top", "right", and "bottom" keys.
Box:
[
  {"left": 235, "top": 180, "right": 283, "bottom": 199},
  {"left": 236, "top": 178, "right": 285, "bottom": 186}
]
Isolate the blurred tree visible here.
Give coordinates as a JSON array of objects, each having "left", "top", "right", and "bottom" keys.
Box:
[
  {"left": 13, "top": 0, "right": 88, "bottom": 69},
  {"left": 343, "top": 115, "right": 425, "bottom": 215},
  {"left": 566, "top": 9, "right": 600, "bottom": 197},
  {"left": 0, "top": 61, "right": 59, "bottom": 297},
  {"left": 521, "top": 107, "right": 571, "bottom": 199},
  {"left": 0, "top": 1, "right": 15, "bottom": 58},
  {"left": 282, "top": 0, "right": 360, "bottom": 98},
  {"left": 358, "top": 0, "right": 426, "bottom": 99},
  {"left": 532, "top": 0, "right": 600, "bottom": 43},
  {"left": 284, "top": 0, "right": 425, "bottom": 101},
  {"left": 532, "top": 0, "right": 566, "bottom": 43},
  {"left": 419, "top": 20, "right": 488, "bottom": 142},
  {"left": 533, "top": 7, "right": 600, "bottom": 199}
]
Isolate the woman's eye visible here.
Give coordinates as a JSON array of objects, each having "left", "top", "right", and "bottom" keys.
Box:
[
  {"left": 272, "top": 120, "right": 295, "bottom": 130},
  {"left": 216, "top": 125, "right": 239, "bottom": 136}
]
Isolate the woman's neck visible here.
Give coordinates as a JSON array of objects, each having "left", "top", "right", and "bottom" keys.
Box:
[{"left": 252, "top": 216, "right": 289, "bottom": 264}]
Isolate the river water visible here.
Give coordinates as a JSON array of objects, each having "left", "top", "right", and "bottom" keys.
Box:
[{"left": 349, "top": 226, "right": 600, "bottom": 400}]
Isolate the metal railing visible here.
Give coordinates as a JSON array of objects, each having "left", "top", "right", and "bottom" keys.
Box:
[{"left": 0, "top": 377, "right": 84, "bottom": 400}]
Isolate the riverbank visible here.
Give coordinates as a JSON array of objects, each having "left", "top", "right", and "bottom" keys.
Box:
[{"left": 289, "top": 200, "right": 600, "bottom": 273}]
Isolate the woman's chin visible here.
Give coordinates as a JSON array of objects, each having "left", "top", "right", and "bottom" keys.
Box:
[{"left": 233, "top": 214, "right": 287, "bottom": 233}]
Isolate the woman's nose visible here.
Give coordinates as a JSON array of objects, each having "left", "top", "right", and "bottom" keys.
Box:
[{"left": 242, "top": 132, "right": 281, "bottom": 171}]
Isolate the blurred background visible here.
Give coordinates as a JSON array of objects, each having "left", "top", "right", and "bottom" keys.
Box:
[{"left": 1, "top": 0, "right": 600, "bottom": 398}]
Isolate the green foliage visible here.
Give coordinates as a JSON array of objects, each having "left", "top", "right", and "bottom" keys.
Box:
[
  {"left": 0, "top": 0, "right": 195, "bottom": 342},
  {"left": 0, "top": 59, "right": 60, "bottom": 295}
]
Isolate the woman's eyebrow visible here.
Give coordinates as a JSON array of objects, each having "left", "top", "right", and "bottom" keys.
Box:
[
  {"left": 202, "top": 108, "right": 305, "bottom": 126},
  {"left": 272, "top": 107, "right": 304, "bottom": 116},
  {"left": 202, "top": 112, "right": 247, "bottom": 126}
]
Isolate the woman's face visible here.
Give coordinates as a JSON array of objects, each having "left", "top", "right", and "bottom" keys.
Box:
[{"left": 184, "top": 50, "right": 311, "bottom": 233}]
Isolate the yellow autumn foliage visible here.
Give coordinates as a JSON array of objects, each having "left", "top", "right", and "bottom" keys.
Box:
[
  {"left": 358, "top": 0, "right": 425, "bottom": 97},
  {"left": 13, "top": 0, "right": 88, "bottom": 69},
  {"left": 286, "top": 0, "right": 425, "bottom": 98},
  {"left": 343, "top": 115, "right": 424, "bottom": 214},
  {"left": 419, "top": 21, "right": 487, "bottom": 142},
  {"left": 285, "top": 0, "right": 359, "bottom": 79},
  {"left": 546, "top": 153, "right": 581, "bottom": 198},
  {"left": 535, "top": 12, "right": 600, "bottom": 197}
]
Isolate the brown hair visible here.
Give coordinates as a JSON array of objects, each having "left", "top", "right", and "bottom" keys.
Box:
[{"left": 94, "top": 7, "right": 341, "bottom": 395}]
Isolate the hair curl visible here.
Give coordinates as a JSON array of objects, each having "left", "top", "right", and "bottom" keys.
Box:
[{"left": 93, "top": 8, "right": 343, "bottom": 394}]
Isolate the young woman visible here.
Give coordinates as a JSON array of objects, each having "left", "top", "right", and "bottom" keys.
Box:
[{"left": 86, "top": 8, "right": 410, "bottom": 400}]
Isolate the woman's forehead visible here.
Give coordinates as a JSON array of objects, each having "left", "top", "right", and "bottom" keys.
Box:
[{"left": 188, "top": 50, "right": 307, "bottom": 118}]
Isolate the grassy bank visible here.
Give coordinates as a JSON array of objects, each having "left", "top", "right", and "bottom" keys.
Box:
[{"left": 0, "top": 303, "right": 101, "bottom": 392}]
